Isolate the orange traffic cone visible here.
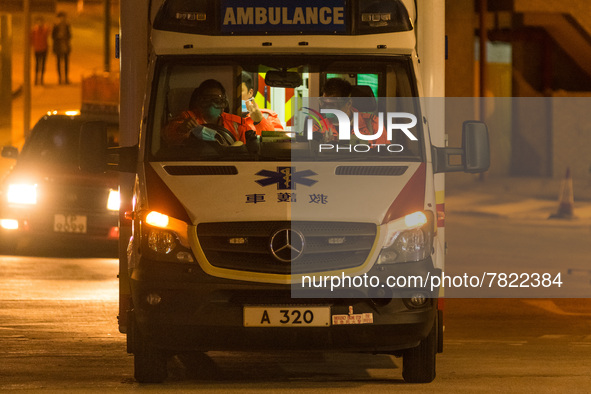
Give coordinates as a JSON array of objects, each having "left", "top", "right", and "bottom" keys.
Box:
[{"left": 549, "top": 167, "right": 574, "bottom": 219}]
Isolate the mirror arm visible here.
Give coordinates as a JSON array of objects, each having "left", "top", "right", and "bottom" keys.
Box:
[
  {"left": 432, "top": 146, "right": 464, "bottom": 174},
  {"left": 107, "top": 145, "right": 138, "bottom": 173}
]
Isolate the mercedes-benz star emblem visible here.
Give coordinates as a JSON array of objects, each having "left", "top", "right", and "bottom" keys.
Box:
[{"left": 269, "top": 229, "right": 305, "bottom": 262}]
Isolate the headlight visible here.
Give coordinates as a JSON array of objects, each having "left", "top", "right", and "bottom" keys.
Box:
[
  {"left": 141, "top": 210, "right": 193, "bottom": 262},
  {"left": 1, "top": 219, "right": 19, "bottom": 230},
  {"left": 378, "top": 210, "right": 434, "bottom": 264},
  {"left": 148, "top": 229, "right": 177, "bottom": 254},
  {"left": 107, "top": 189, "right": 120, "bottom": 211},
  {"left": 7, "top": 184, "right": 38, "bottom": 205}
]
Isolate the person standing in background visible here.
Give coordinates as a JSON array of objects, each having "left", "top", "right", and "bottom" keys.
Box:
[
  {"left": 31, "top": 16, "right": 50, "bottom": 86},
  {"left": 51, "top": 12, "right": 72, "bottom": 84}
]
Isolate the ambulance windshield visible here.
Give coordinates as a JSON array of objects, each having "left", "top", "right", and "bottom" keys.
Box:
[{"left": 149, "top": 55, "right": 423, "bottom": 162}]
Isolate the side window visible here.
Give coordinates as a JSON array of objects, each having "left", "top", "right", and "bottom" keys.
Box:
[
  {"left": 151, "top": 63, "right": 238, "bottom": 156},
  {"left": 389, "top": 62, "right": 414, "bottom": 97}
]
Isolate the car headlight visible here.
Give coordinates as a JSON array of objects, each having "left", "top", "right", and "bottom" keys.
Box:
[
  {"left": 7, "top": 184, "right": 38, "bottom": 205},
  {"left": 1, "top": 219, "right": 19, "bottom": 230},
  {"left": 378, "top": 210, "right": 434, "bottom": 264},
  {"left": 141, "top": 210, "right": 194, "bottom": 263},
  {"left": 107, "top": 189, "right": 120, "bottom": 211},
  {"left": 148, "top": 230, "right": 177, "bottom": 254}
]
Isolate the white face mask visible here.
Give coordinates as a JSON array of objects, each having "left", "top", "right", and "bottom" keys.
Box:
[{"left": 190, "top": 125, "right": 217, "bottom": 141}]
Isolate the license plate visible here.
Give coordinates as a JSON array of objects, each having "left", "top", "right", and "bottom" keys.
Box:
[
  {"left": 332, "top": 313, "right": 374, "bottom": 325},
  {"left": 243, "top": 306, "right": 330, "bottom": 327},
  {"left": 54, "top": 214, "right": 87, "bottom": 233}
]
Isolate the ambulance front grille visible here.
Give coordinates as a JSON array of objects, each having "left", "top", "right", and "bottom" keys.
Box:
[{"left": 197, "top": 221, "right": 377, "bottom": 275}]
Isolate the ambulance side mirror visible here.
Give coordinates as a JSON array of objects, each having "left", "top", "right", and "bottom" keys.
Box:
[
  {"left": 432, "top": 121, "right": 490, "bottom": 174},
  {"left": 462, "top": 121, "right": 490, "bottom": 173},
  {"left": 80, "top": 121, "right": 138, "bottom": 173},
  {"left": 79, "top": 121, "right": 108, "bottom": 173}
]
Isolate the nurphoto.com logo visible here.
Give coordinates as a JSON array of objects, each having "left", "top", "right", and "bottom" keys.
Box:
[{"left": 302, "top": 108, "right": 418, "bottom": 153}]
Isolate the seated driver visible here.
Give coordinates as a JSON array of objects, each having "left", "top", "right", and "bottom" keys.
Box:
[{"left": 164, "top": 79, "right": 269, "bottom": 146}]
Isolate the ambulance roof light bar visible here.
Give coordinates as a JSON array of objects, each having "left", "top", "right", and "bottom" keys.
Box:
[
  {"left": 153, "top": 0, "right": 412, "bottom": 36},
  {"left": 357, "top": 0, "right": 413, "bottom": 34}
]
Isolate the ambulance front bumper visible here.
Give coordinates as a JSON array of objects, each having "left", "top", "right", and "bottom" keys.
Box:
[{"left": 129, "top": 256, "right": 439, "bottom": 353}]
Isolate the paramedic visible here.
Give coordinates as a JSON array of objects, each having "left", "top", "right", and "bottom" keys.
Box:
[
  {"left": 164, "top": 79, "right": 262, "bottom": 145},
  {"left": 314, "top": 78, "right": 384, "bottom": 144},
  {"left": 241, "top": 71, "right": 283, "bottom": 131}
]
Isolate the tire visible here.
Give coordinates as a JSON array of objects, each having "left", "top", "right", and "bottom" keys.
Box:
[
  {"left": 177, "top": 352, "right": 218, "bottom": 379},
  {"left": 402, "top": 313, "right": 438, "bottom": 383},
  {"left": 129, "top": 313, "right": 168, "bottom": 383}
]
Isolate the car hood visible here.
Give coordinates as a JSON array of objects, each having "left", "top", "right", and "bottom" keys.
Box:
[
  {"left": 5, "top": 163, "right": 118, "bottom": 189},
  {"left": 148, "top": 161, "right": 426, "bottom": 225}
]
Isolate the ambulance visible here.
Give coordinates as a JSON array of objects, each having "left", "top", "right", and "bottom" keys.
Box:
[{"left": 81, "top": 0, "right": 489, "bottom": 383}]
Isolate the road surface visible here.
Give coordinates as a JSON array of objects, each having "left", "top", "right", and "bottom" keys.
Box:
[{"left": 1, "top": 216, "right": 591, "bottom": 392}]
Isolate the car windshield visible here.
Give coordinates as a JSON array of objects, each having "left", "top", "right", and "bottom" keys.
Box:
[
  {"left": 149, "top": 55, "right": 424, "bottom": 162},
  {"left": 19, "top": 117, "right": 119, "bottom": 167}
]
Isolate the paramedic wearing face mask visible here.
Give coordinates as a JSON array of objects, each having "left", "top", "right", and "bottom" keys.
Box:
[
  {"left": 314, "top": 78, "right": 384, "bottom": 145},
  {"left": 241, "top": 71, "right": 283, "bottom": 131},
  {"left": 164, "top": 79, "right": 256, "bottom": 146}
]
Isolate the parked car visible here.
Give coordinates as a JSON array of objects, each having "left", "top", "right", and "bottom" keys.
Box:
[{"left": 0, "top": 112, "right": 120, "bottom": 254}]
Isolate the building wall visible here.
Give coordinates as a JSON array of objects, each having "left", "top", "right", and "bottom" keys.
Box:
[
  {"left": 445, "top": 0, "right": 475, "bottom": 98},
  {"left": 551, "top": 93, "right": 591, "bottom": 180},
  {"left": 445, "top": 0, "right": 513, "bottom": 177},
  {"left": 444, "top": 0, "right": 476, "bottom": 166}
]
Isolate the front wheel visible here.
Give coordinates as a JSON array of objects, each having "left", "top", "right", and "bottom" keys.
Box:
[
  {"left": 129, "top": 313, "right": 168, "bottom": 383},
  {"left": 402, "top": 313, "right": 438, "bottom": 383}
]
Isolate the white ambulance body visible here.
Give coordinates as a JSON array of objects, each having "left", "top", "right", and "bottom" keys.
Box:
[{"left": 83, "top": 0, "right": 489, "bottom": 384}]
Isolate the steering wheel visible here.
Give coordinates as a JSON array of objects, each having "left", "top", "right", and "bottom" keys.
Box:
[{"left": 200, "top": 123, "right": 237, "bottom": 146}]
